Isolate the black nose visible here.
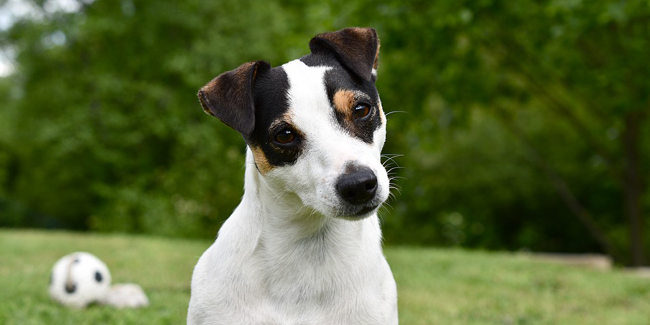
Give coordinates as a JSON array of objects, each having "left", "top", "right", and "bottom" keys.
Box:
[{"left": 336, "top": 167, "right": 378, "bottom": 205}]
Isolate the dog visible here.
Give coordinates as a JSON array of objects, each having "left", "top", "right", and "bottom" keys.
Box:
[{"left": 188, "top": 27, "right": 398, "bottom": 325}]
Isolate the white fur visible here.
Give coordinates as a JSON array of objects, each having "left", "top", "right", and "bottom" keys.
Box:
[{"left": 188, "top": 60, "right": 397, "bottom": 325}]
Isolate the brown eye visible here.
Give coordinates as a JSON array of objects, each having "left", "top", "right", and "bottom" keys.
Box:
[
  {"left": 274, "top": 128, "right": 295, "bottom": 145},
  {"left": 352, "top": 103, "right": 371, "bottom": 120}
]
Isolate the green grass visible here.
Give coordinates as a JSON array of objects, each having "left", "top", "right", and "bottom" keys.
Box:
[{"left": 1, "top": 230, "right": 649, "bottom": 324}]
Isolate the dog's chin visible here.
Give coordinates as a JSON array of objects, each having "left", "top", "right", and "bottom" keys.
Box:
[{"left": 334, "top": 204, "right": 380, "bottom": 221}]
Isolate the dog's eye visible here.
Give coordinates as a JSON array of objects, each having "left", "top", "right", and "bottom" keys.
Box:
[
  {"left": 352, "top": 103, "right": 371, "bottom": 120},
  {"left": 273, "top": 128, "right": 296, "bottom": 145}
]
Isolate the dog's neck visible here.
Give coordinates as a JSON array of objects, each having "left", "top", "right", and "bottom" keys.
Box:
[{"left": 237, "top": 149, "right": 383, "bottom": 299}]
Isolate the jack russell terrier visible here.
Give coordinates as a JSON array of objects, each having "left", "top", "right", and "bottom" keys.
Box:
[{"left": 188, "top": 27, "right": 398, "bottom": 325}]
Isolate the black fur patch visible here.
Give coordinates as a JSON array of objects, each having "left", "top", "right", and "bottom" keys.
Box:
[
  {"left": 95, "top": 271, "right": 103, "bottom": 283},
  {"left": 247, "top": 66, "right": 302, "bottom": 168}
]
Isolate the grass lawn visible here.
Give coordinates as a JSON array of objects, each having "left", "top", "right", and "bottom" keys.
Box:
[{"left": 1, "top": 229, "right": 649, "bottom": 324}]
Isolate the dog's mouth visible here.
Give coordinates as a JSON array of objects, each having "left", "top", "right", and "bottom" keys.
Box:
[
  {"left": 335, "top": 204, "right": 379, "bottom": 220},
  {"left": 355, "top": 205, "right": 378, "bottom": 216}
]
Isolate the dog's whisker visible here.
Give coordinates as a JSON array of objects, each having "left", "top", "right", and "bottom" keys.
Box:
[
  {"left": 385, "top": 110, "right": 406, "bottom": 116},
  {"left": 383, "top": 162, "right": 400, "bottom": 169},
  {"left": 305, "top": 207, "right": 319, "bottom": 221},
  {"left": 388, "top": 178, "right": 403, "bottom": 185},
  {"left": 294, "top": 203, "right": 309, "bottom": 216},
  {"left": 381, "top": 155, "right": 404, "bottom": 161},
  {"left": 273, "top": 190, "right": 290, "bottom": 204},
  {"left": 272, "top": 190, "right": 284, "bottom": 199},
  {"left": 382, "top": 158, "right": 403, "bottom": 172},
  {"left": 388, "top": 187, "right": 402, "bottom": 195},
  {"left": 381, "top": 154, "right": 404, "bottom": 159},
  {"left": 386, "top": 167, "right": 404, "bottom": 174}
]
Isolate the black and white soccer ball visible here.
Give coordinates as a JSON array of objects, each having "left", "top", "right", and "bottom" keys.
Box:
[{"left": 49, "top": 252, "right": 112, "bottom": 308}]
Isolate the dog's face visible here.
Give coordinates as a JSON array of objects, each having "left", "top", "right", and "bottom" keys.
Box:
[{"left": 198, "top": 28, "right": 389, "bottom": 219}]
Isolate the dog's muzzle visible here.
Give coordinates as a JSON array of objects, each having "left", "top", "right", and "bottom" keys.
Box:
[{"left": 336, "top": 165, "right": 380, "bottom": 216}]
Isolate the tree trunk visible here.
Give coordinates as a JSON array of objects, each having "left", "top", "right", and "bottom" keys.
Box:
[{"left": 622, "top": 111, "right": 646, "bottom": 266}]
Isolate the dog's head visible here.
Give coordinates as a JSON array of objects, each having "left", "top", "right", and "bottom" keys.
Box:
[{"left": 198, "top": 27, "right": 389, "bottom": 220}]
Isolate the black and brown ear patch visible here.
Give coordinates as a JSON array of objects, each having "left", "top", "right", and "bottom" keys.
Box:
[
  {"left": 309, "top": 27, "right": 379, "bottom": 82},
  {"left": 198, "top": 61, "right": 271, "bottom": 138}
]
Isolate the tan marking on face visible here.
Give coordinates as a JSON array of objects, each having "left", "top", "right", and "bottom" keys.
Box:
[
  {"left": 333, "top": 90, "right": 355, "bottom": 119},
  {"left": 250, "top": 146, "right": 273, "bottom": 175},
  {"left": 378, "top": 101, "right": 386, "bottom": 124}
]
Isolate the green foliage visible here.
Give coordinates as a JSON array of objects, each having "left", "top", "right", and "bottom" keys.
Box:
[
  {"left": 1, "top": 0, "right": 304, "bottom": 236},
  {"left": 360, "top": 0, "right": 650, "bottom": 262},
  {"left": 0, "top": 0, "right": 648, "bottom": 262}
]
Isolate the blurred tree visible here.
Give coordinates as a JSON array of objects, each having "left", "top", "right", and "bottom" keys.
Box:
[
  {"left": 342, "top": 0, "right": 649, "bottom": 265},
  {"left": 0, "top": 0, "right": 306, "bottom": 236},
  {"left": 0, "top": 0, "right": 648, "bottom": 265}
]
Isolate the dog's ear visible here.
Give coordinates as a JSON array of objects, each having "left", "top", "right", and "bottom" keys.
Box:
[
  {"left": 309, "top": 27, "right": 380, "bottom": 82},
  {"left": 198, "top": 61, "right": 271, "bottom": 138}
]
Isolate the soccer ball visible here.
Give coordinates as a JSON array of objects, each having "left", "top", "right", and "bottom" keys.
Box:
[{"left": 49, "top": 252, "right": 112, "bottom": 308}]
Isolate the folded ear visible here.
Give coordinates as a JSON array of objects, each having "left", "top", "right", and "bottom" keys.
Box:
[
  {"left": 198, "top": 61, "right": 271, "bottom": 138},
  {"left": 309, "top": 27, "right": 380, "bottom": 82}
]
